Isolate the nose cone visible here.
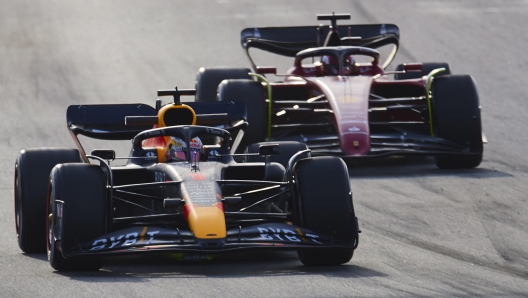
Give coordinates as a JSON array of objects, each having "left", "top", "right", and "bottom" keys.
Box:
[{"left": 187, "top": 206, "right": 227, "bottom": 239}]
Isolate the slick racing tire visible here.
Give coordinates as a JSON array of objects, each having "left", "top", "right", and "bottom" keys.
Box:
[
  {"left": 14, "top": 148, "right": 81, "bottom": 253},
  {"left": 218, "top": 79, "right": 267, "bottom": 153},
  {"left": 431, "top": 75, "right": 483, "bottom": 169},
  {"left": 48, "top": 164, "right": 106, "bottom": 271},
  {"left": 394, "top": 62, "right": 451, "bottom": 80},
  {"left": 293, "top": 157, "right": 355, "bottom": 266},
  {"left": 244, "top": 141, "right": 309, "bottom": 170},
  {"left": 195, "top": 67, "right": 251, "bottom": 102}
]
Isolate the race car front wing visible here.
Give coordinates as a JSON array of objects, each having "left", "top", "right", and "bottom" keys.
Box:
[{"left": 62, "top": 222, "right": 358, "bottom": 258}]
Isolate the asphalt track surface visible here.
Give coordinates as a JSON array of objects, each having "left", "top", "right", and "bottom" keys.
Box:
[{"left": 1, "top": 0, "right": 527, "bottom": 297}]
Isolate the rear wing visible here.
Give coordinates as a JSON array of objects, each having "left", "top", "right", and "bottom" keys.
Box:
[
  {"left": 240, "top": 24, "right": 399, "bottom": 69},
  {"left": 66, "top": 101, "right": 247, "bottom": 141}
]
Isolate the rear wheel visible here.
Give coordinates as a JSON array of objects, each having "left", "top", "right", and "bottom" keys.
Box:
[
  {"left": 48, "top": 164, "right": 106, "bottom": 271},
  {"left": 293, "top": 157, "right": 356, "bottom": 266},
  {"left": 432, "top": 75, "right": 483, "bottom": 169},
  {"left": 14, "top": 148, "right": 81, "bottom": 253},
  {"left": 394, "top": 62, "right": 451, "bottom": 80},
  {"left": 244, "top": 141, "right": 309, "bottom": 170},
  {"left": 217, "top": 79, "right": 267, "bottom": 152},
  {"left": 195, "top": 67, "right": 251, "bottom": 102}
]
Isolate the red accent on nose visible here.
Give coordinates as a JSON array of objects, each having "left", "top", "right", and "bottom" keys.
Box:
[
  {"left": 183, "top": 203, "right": 197, "bottom": 221},
  {"left": 188, "top": 173, "right": 206, "bottom": 180},
  {"left": 212, "top": 202, "right": 224, "bottom": 212}
]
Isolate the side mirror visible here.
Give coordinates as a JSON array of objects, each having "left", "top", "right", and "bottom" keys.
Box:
[
  {"left": 403, "top": 63, "right": 422, "bottom": 73},
  {"left": 163, "top": 198, "right": 182, "bottom": 208},
  {"left": 256, "top": 66, "right": 277, "bottom": 75},
  {"left": 259, "top": 144, "right": 280, "bottom": 156},
  {"left": 91, "top": 149, "right": 116, "bottom": 160},
  {"left": 202, "top": 145, "right": 222, "bottom": 161}
]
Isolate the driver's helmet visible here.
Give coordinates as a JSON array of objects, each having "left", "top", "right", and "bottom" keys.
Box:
[
  {"left": 321, "top": 55, "right": 339, "bottom": 74},
  {"left": 165, "top": 136, "right": 202, "bottom": 162}
]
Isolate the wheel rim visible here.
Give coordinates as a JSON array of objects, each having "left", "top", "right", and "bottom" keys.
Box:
[
  {"left": 14, "top": 164, "right": 20, "bottom": 238},
  {"left": 46, "top": 180, "right": 53, "bottom": 259}
]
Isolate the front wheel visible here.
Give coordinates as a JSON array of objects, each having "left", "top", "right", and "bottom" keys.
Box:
[
  {"left": 297, "top": 250, "right": 354, "bottom": 267},
  {"left": 195, "top": 67, "right": 251, "bottom": 102},
  {"left": 431, "top": 75, "right": 483, "bottom": 169},
  {"left": 217, "top": 79, "right": 267, "bottom": 152},
  {"left": 293, "top": 157, "right": 356, "bottom": 266},
  {"left": 48, "top": 164, "right": 106, "bottom": 271}
]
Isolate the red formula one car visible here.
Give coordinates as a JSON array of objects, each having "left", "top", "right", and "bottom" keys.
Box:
[
  {"left": 14, "top": 89, "right": 359, "bottom": 271},
  {"left": 194, "top": 13, "right": 484, "bottom": 169}
]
